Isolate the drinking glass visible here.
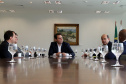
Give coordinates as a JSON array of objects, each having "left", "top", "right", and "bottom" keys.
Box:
[
  {"left": 89, "top": 48, "right": 94, "bottom": 60},
  {"left": 30, "top": 46, "right": 36, "bottom": 59},
  {"left": 86, "top": 49, "right": 90, "bottom": 59},
  {"left": 37, "top": 47, "right": 41, "bottom": 57},
  {"left": 94, "top": 47, "right": 100, "bottom": 61},
  {"left": 101, "top": 45, "right": 108, "bottom": 63},
  {"left": 8, "top": 44, "right": 17, "bottom": 62},
  {"left": 41, "top": 48, "right": 44, "bottom": 56},
  {"left": 81, "top": 49, "right": 85, "bottom": 56},
  {"left": 43, "top": 49, "right": 47, "bottom": 56},
  {"left": 21, "top": 45, "right": 28, "bottom": 60},
  {"left": 84, "top": 49, "right": 88, "bottom": 58},
  {"left": 111, "top": 43, "right": 124, "bottom": 67},
  {"left": 74, "top": 49, "right": 78, "bottom": 57}
]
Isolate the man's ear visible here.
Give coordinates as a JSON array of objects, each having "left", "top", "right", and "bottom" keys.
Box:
[
  {"left": 54, "top": 39, "right": 57, "bottom": 42},
  {"left": 119, "top": 36, "right": 123, "bottom": 42},
  {"left": 108, "top": 38, "right": 110, "bottom": 41},
  {"left": 9, "top": 36, "right": 13, "bottom": 40}
]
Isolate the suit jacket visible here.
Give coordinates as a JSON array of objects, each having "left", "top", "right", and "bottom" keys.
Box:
[
  {"left": 48, "top": 42, "right": 75, "bottom": 57},
  {"left": 105, "top": 41, "right": 116, "bottom": 59},
  {"left": 14, "top": 47, "right": 24, "bottom": 57},
  {"left": 0, "top": 41, "right": 12, "bottom": 58},
  {"left": 92, "top": 41, "right": 116, "bottom": 59},
  {"left": 14, "top": 47, "right": 30, "bottom": 57},
  {"left": 119, "top": 41, "right": 126, "bottom": 60},
  {"left": 122, "top": 41, "right": 126, "bottom": 54}
]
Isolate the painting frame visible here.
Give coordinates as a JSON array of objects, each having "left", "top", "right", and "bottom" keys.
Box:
[{"left": 54, "top": 24, "right": 79, "bottom": 45}]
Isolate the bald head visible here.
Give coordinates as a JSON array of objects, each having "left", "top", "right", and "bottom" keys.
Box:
[
  {"left": 101, "top": 34, "right": 110, "bottom": 45},
  {"left": 119, "top": 29, "right": 126, "bottom": 42}
]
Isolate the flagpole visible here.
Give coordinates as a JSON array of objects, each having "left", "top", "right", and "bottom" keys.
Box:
[
  {"left": 114, "top": 21, "right": 118, "bottom": 43},
  {"left": 120, "top": 20, "right": 122, "bottom": 31},
  {"left": 120, "top": 20, "right": 122, "bottom": 25}
]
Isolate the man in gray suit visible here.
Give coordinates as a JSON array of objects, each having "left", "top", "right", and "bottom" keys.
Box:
[{"left": 14, "top": 33, "right": 29, "bottom": 57}]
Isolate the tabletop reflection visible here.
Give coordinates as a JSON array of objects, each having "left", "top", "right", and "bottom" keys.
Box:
[{"left": 0, "top": 57, "right": 126, "bottom": 84}]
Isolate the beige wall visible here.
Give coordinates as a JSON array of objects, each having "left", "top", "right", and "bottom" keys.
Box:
[{"left": 0, "top": 12, "right": 125, "bottom": 56}]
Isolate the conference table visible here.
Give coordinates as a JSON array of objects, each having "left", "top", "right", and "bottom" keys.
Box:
[{"left": 0, "top": 56, "right": 126, "bottom": 84}]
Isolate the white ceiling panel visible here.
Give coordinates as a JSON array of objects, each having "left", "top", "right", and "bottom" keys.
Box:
[{"left": 0, "top": 0, "right": 126, "bottom": 14}]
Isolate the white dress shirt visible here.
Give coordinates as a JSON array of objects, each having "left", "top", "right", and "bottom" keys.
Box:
[
  {"left": 53, "top": 43, "right": 69, "bottom": 56},
  {"left": 58, "top": 44, "right": 62, "bottom": 52}
]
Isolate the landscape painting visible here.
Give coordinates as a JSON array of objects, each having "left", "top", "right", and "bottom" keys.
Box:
[{"left": 54, "top": 24, "right": 79, "bottom": 45}]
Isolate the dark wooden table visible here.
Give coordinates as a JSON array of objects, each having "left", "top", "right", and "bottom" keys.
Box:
[{"left": 0, "top": 56, "right": 126, "bottom": 84}]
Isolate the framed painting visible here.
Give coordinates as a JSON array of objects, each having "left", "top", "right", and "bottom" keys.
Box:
[{"left": 54, "top": 24, "right": 79, "bottom": 45}]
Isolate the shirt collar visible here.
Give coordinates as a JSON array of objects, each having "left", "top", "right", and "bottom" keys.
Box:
[
  {"left": 123, "top": 40, "right": 126, "bottom": 42},
  {"left": 57, "top": 43, "right": 62, "bottom": 47}
]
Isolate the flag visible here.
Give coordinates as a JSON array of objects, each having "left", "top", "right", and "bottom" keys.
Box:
[
  {"left": 119, "top": 20, "right": 123, "bottom": 31},
  {"left": 114, "top": 21, "right": 118, "bottom": 43}
]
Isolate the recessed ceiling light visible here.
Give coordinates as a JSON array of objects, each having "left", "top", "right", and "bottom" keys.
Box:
[
  {"left": 55, "top": 1, "right": 61, "bottom": 4},
  {"left": 0, "top": 10, "right": 6, "bottom": 12},
  {"left": 49, "top": 10, "right": 54, "bottom": 13},
  {"left": 101, "top": 1, "right": 110, "bottom": 4},
  {"left": 104, "top": 11, "right": 110, "bottom": 13},
  {"left": 0, "top": 0, "right": 4, "bottom": 3},
  {"left": 120, "top": 5, "right": 126, "bottom": 8},
  {"left": 44, "top": 1, "right": 51, "bottom": 4},
  {"left": 83, "top": 1, "right": 88, "bottom": 3},
  {"left": 113, "top": 1, "right": 120, "bottom": 4},
  {"left": 9, "top": 10, "right": 15, "bottom": 13},
  {"left": 96, "top": 11, "right": 101, "bottom": 13},
  {"left": 30, "top": 2, "right": 32, "bottom": 4},
  {"left": 57, "top": 10, "right": 62, "bottom": 13}
]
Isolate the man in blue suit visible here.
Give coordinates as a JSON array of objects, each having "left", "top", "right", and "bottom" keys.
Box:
[
  {"left": 119, "top": 29, "right": 126, "bottom": 56},
  {"left": 101, "top": 34, "right": 116, "bottom": 59},
  {"left": 0, "top": 30, "right": 17, "bottom": 58},
  {"left": 48, "top": 33, "right": 75, "bottom": 57}
]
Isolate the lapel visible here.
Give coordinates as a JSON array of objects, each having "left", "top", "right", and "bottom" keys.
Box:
[
  {"left": 55, "top": 42, "right": 58, "bottom": 52},
  {"left": 107, "top": 41, "right": 111, "bottom": 52},
  {"left": 61, "top": 42, "right": 64, "bottom": 52},
  {"left": 123, "top": 41, "right": 126, "bottom": 53},
  {"left": 123, "top": 41, "right": 126, "bottom": 50},
  {"left": 123, "top": 41, "right": 126, "bottom": 46}
]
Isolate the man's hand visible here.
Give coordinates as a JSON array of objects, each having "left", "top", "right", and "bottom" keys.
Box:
[
  {"left": 82, "top": 54, "right": 87, "bottom": 58},
  {"left": 62, "top": 53, "right": 67, "bottom": 56},
  {"left": 56, "top": 52, "right": 61, "bottom": 56}
]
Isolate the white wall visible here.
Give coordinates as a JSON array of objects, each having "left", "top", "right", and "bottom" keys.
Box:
[{"left": 0, "top": 12, "right": 125, "bottom": 56}]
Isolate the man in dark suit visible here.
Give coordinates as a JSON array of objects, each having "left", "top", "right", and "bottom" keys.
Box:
[
  {"left": 0, "top": 30, "right": 17, "bottom": 58},
  {"left": 101, "top": 34, "right": 116, "bottom": 59},
  {"left": 119, "top": 29, "right": 126, "bottom": 60},
  {"left": 48, "top": 33, "right": 75, "bottom": 57},
  {"left": 83, "top": 34, "right": 116, "bottom": 59}
]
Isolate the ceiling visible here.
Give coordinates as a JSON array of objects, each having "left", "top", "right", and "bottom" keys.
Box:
[{"left": 0, "top": 0, "right": 126, "bottom": 14}]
